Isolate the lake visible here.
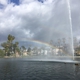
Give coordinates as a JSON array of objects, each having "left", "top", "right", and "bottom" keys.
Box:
[{"left": 0, "top": 58, "right": 80, "bottom": 80}]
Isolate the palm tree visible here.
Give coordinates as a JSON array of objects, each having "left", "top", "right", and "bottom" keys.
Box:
[
  {"left": 7, "top": 34, "right": 15, "bottom": 54},
  {"left": 8, "top": 34, "right": 15, "bottom": 43}
]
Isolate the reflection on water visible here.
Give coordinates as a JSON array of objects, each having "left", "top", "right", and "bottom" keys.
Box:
[
  {"left": 0, "top": 58, "right": 80, "bottom": 80},
  {"left": 74, "top": 64, "right": 80, "bottom": 76}
]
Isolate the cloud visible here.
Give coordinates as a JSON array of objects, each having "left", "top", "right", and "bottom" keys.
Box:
[
  {"left": 0, "top": 0, "right": 8, "bottom": 5},
  {"left": 70, "top": 0, "right": 80, "bottom": 38},
  {"left": 0, "top": 0, "right": 80, "bottom": 47}
]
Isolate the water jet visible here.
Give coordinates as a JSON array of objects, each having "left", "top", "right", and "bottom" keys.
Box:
[{"left": 14, "top": 0, "right": 76, "bottom": 63}]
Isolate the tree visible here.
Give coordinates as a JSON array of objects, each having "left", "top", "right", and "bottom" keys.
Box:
[
  {"left": 8, "top": 34, "right": 15, "bottom": 43},
  {"left": 1, "top": 42, "right": 7, "bottom": 48},
  {"left": 13, "top": 42, "right": 19, "bottom": 54},
  {"left": 27, "top": 47, "right": 31, "bottom": 55},
  {"left": 16, "top": 47, "right": 20, "bottom": 54},
  {"left": 33, "top": 47, "right": 38, "bottom": 54},
  {"left": 0, "top": 34, "right": 21, "bottom": 57},
  {"left": 73, "top": 37, "right": 78, "bottom": 48},
  {"left": 27, "top": 47, "right": 31, "bottom": 52},
  {"left": 15, "top": 42, "right": 19, "bottom": 46},
  {"left": 1, "top": 42, "right": 10, "bottom": 56},
  {"left": 75, "top": 46, "right": 80, "bottom": 55},
  {"left": 13, "top": 44, "right": 16, "bottom": 54},
  {"left": 0, "top": 49, "right": 5, "bottom": 57},
  {"left": 63, "top": 38, "right": 66, "bottom": 45},
  {"left": 21, "top": 46, "right": 26, "bottom": 50},
  {"left": 7, "top": 34, "right": 15, "bottom": 54},
  {"left": 58, "top": 39, "right": 61, "bottom": 48}
]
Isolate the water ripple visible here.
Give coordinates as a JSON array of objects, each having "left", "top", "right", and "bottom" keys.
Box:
[{"left": 0, "top": 58, "right": 80, "bottom": 80}]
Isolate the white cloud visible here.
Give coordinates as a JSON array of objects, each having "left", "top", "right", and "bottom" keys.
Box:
[
  {"left": 0, "top": 0, "right": 8, "bottom": 5},
  {"left": 0, "top": 0, "right": 80, "bottom": 45},
  {"left": 0, "top": 0, "right": 53, "bottom": 38}
]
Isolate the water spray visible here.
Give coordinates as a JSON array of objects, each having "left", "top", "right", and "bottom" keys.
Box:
[{"left": 67, "top": 0, "right": 74, "bottom": 60}]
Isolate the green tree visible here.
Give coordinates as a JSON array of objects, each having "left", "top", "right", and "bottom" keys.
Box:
[
  {"left": 1, "top": 34, "right": 20, "bottom": 56},
  {"left": 1, "top": 42, "right": 10, "bottom": 56},
  {"left": 13, "top": 42, "right": 19, "bottom": 54},
  {"left": 32, "top": 47, "right": 38, "bottom": 55},
  {"left": 15, "top": 42, "right": 19, "bottom": 45},
  {"left": 27, "top": 47, "right": 31, "bottom": 55},
  {"left": 21, "top": 46, "right": 26, "bottom": 50},
  {"left": 7, "top": 34, "right": 15, "bottom": 54},
  {"left": 8, "top": 34, "right": 15, "bottom": 43},
  {"left": 0, "top": 49, "right": 5, "bottom": 57},
  {"left": 27, "top": 47, "right": 31, "bottom": 52}
]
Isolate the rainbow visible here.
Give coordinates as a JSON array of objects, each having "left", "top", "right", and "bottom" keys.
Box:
[
  {"left": 15, "top": 38, "right": 56, "bottom": 49},
  {"left": 15, "top": 38, "right": 72, "bottom": 56}
]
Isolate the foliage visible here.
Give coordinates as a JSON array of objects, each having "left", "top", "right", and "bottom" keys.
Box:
[
  {"left": 13, "top": 42, "right": 19, "bottom": 53},
  {"left": 8, "top": 34, "right": 15, "bottom": 43},
  {"left": 0, "top": 34, "right": 26, "bottom": 57},
  {"left": 75, "top": 46, "right": 80, "bottom": 54},
  {"left": 27, "top": 47, "right": 31, "bottom": 52},
  {"left": 21, "top": 46, "right": 26, "bottom": 50},
  {"left": 0, "top": 49, "right": 5, "bottom": 57},
  {"left": 15, "top": 47, "right": 21, "bottom": 55},
  {"left": 1, "top": 42, "right": 10, "bottom": 56}
]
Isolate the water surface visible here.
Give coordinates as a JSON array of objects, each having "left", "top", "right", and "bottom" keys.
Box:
[{"left": 0, "top": 58, "right": 80, "bottom": 80}]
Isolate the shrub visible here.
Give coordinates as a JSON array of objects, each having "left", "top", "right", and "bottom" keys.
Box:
[{"left": 0, "top": 49, "right": 5, "bottom": 57}]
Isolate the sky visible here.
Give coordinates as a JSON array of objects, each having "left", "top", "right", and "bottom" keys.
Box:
[{"left": 0, "top": 0, "right": 80, "bottom": 45}]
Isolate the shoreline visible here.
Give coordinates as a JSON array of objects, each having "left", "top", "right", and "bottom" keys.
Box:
[{"left": 1, "top": 55, "right": 80, "bottom": 64}]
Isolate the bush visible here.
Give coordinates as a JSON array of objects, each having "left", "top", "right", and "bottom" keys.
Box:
[{"left": 0, "top": 49, "right": 5, "bottom": 57}]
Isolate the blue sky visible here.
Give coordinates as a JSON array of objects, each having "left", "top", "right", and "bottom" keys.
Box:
[
  {"left": 38, "top": 0, "right": 45, "bottom": 3},
  {"left": 0, "top": 3, "right": 3, "bottom": 8},
  {"left": 10, "top": 0, "right": 44, "bottom": 5},
  {"left": 10, "top": 0, "right": 19, "bottom": 5}
]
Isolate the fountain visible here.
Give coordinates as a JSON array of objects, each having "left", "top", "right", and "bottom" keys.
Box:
[
  {"left": 15, "top": 0, "right": 77, "bottom": 63},
  {"left": 67, "top": 0, "right": 74, "bottom": 59}
]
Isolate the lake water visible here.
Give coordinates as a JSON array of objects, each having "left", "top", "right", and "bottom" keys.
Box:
[{"left": 0, "top": 58, "right": 80, "bottom": 80}]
